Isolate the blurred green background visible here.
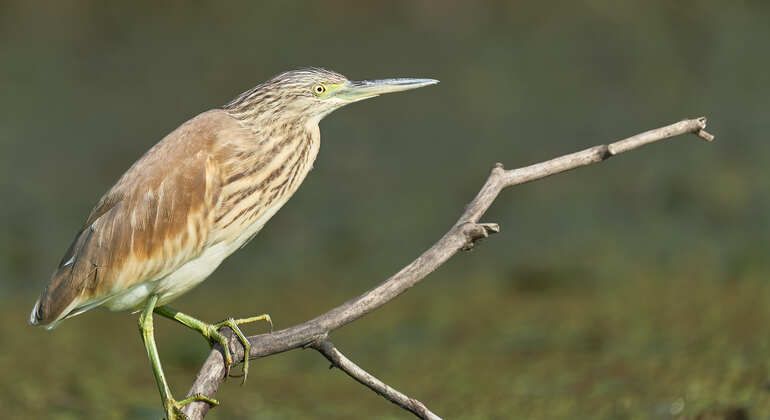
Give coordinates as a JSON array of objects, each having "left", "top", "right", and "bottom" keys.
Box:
[{"left": 2, "top": 1, "right": 769, "bottom": 418}]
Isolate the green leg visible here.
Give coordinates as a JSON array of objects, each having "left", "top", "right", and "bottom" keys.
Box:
[
  {"left": 153, "top": 305, "right": 272, "bottom": 383},
  {"left": 139, "top": 295, "right": 219, "bottom": 419}
]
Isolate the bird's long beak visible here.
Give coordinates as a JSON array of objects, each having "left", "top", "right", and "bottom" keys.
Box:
[{"left": 335, "top": 78, "right": 439, "bottom": 102}]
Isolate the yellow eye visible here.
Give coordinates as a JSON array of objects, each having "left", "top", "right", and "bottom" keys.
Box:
[{"left": 313, "top": 84, "right": 326, "bottom": 95}]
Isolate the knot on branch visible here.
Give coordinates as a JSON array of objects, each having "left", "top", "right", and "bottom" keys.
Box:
[
  {"left": 460, "top": 222, "right": 500, "bottom": 251},
  {"left": 595, "top": 144, "right": 612, "bottom": 160},
  {"left": 695, "top": 116, "right": 715, "bottom": 142},
  {"left": 490, "top": 163, "right": 506, "bottom": 180}
]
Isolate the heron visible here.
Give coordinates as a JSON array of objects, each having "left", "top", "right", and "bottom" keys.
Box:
[{"left": 28, "top": 68, "right": 437, "bottom": 419}]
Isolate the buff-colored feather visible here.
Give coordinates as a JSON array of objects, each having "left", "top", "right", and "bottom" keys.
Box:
[{"left": 29, "top": 68, "right": 437, "bottom": 328}]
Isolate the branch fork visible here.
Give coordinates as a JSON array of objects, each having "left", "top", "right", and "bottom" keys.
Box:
[{"left": 181, "top": 117, "right": 714, "bottom": 419}]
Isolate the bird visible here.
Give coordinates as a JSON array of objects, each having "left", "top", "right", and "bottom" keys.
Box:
[{"left": 28, "top": 67, "right": 438, "bottom": 419}]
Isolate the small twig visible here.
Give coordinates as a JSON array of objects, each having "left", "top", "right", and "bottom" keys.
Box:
[
  {"left": 310, "top": 338, "right": 442, "bottom": 420},
  {"left": 182, "top": 117, "right": 714, "bottom": 419}
]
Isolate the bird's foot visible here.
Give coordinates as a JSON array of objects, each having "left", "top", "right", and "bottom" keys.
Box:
[
  {"left": 152, "top": 306, "right": 272, "bottom": 384},
  {"left": 205, "top": 314, "right": 272, "bottom": 384},
  {"left": 163, "top": 393, "right": 219, "bottom": 420}
]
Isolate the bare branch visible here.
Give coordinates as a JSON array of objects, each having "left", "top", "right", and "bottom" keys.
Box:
[
  {"left": 310, "top": 338, "right": 442, "bottom": 420},
  {"left": 182, "top": 117, "right": 714, "bottom": 419}
]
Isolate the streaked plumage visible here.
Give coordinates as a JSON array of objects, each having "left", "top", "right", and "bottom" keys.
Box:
[
  {"left": 30, "top": 69, "right": 348, "bottom": 328},
  {"left": 28, "top": 67, "right": 437, "bottom": 418}
]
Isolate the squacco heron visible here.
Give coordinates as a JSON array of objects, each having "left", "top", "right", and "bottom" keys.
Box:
[{"left": 29, "top": 68, "right": 437, "bottom": 418}]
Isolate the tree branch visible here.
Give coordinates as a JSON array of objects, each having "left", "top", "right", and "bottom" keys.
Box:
[
  {"left": 310, "top": 338, "right": 442, "bottom": 420},
  {"left": 182, "top": 117, "right": 714, "bottom": 419}
]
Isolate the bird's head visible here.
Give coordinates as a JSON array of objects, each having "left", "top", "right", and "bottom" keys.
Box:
[{"left": 225, "top": 68, "right": 438, "bottom": 124}]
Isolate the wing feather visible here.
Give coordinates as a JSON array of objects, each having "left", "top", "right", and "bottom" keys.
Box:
[{"left": 30, "top": 110, "right": 236, "bottom": 328}]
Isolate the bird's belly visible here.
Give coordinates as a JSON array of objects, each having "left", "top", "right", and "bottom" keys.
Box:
[{"left": 103, "top": 241, "right": 235, "bottom": 311}]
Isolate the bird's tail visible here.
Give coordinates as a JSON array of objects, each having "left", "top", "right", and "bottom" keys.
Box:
[
  {"left": 29, "top": 224, "right": 98, "bottom": 330},
  {"left": 28, "top": 260, "right": 87, "bottom": 330},
  {"left": 28, "top": 296, "right": 44, "bottom": 326},
  {"left": 28, "top": 288, "right": 69, "bottom": 330}
]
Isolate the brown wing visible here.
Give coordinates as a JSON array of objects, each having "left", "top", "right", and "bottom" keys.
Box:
[{"left": 29, "top": 110, "right": 238, "bottom": 328}]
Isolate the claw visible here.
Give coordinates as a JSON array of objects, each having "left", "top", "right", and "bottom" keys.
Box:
[
  {"left": 164, "top": 393, "right": 219, "bottom": 420},
  {"left": 206, "top": 327, "right": 234, "bottom": 378},
  {"left": 152, "top": 306, "right": 272, "bottom": 387},
  {"left": 178, "top": 393, "right": 219, "bottom": 407},
  {"left": 212, "top": 314, "right": 271, "bottom": 384}
]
